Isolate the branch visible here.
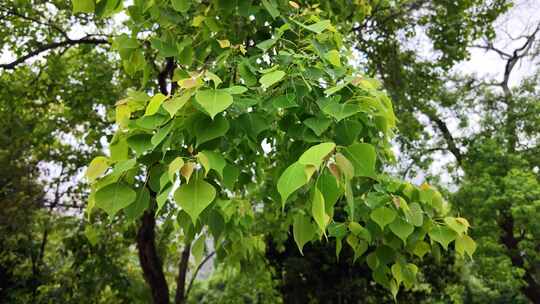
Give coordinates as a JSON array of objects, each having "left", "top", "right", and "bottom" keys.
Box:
[
  {"left": 184, "top": 251, "right": 216, "bottom": 302},
  {"left": 0, "top": 37, "right": 109, "bottom": 69}
]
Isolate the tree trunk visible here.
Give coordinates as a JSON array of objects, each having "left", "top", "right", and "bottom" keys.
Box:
[
  {"left": 137, "top": 211, "right": 169, "bottom": 304},
  {"left": 175, "top": 242, "right": 191, "bottom": 304}
]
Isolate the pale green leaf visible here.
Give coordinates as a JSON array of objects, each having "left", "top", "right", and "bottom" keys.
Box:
[
  {"left": 168, "top": 157, "right": 185, "bottom": 181},
  {"left": 370, "top": 207, "right": 397, "bottom": 230},
  {"left": 348, "top": 222, "right": 372, "bottom": 243},
  {"left": 455, "top": 234, "right": 476, "bottom": 259},
  {"left": 222, "top": 86, "right": 247, "bottom": 95},
  {"left": 171, "top": 0, "right": 191, "bottom": 12},
  {"left": 293, "top": 213, "right": 315, "bottom": 254},
  {"left": 174, "top": 177, "right": 216, "bottom": 224},
  {"left": 192, "top": 234, "right": 206, "bottom": 265},
  {"left": 259, "top": 70, "right": 285, "bottom": 89},
  {"left": 298, "top": 142, "right": 336, "bottom": 168},
  {"left": 305, "top": 20, "right": 331, "bottom": 34},
  {"left": 86, "top": 156, "right": 110, "bottom": 181},
  {"left": 195, "top": 89, "right": 233, "bottom": 119},
  {"left": 311, "top": 188, "right": 328, "bottom": 235},
  {"left": 389, "top": 217, "right": 414, "bottom": 244},
  {"left": 197, "top": 150, "right": 226, "bottom": 178},
  {"left": 412, "top": 241, "right": 431, "bottom": 258},
  {"left": 444, "top": 216, "right": 469, "bottom": 236},
  {"left": 277, "top": 162, "right": 312, "bottom": 208},
  {"left": 325, "top": 50, "right": 341, "bottom": 67},
  {"left": 343, "top": 143, "right": 376, "bottom": 178},
  {"left": 163, "top": 90, "right": 192, "bottom": 117},
  {"left": 429, "top": 225, "right": 457, "bottom": 250},
  {"left": 95, "top": 183, "right": 136, "bottom": 218},
  {"left": 145, "top": 93, "right": 167, "bottom": 116}
]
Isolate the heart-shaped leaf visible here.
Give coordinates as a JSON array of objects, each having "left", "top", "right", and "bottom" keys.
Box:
[
  {"left": 195, "top": 89, "right": 233, "bottom": 119},
  {"left": 174, "top": 176, "right": 216, "bottom": 224}
]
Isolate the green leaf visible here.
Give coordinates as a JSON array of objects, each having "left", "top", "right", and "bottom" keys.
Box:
[
  {"left": 293, "top": 213, "right": 315, "bottom": 254},
  {"left": 174, "top": 176, "right": 216, "bottom": 224},
  {"left": 151, "top": 121, "right": 174, "bottom": 147},
  {"left": 272, "top": 94, "right": 297, "bottom": 108},
  {"left": 222, "top": 86, "right": 247, "bottom": 95},
  {"left": 428, "top": 225, "right": 457, "bottom": 250},
  {"left": 325, "top": 50, "right": 341, "bottom": 67},
  {"left": 84, "top": 226, "right": 99, "bottom": 246},
  {"left": 261, "top": 0, "right": 280, "bottom": 19},
  {"left": 222, "top": 164, "right": 239, "bottom": 189},
  {"left": 303, "top": 116, "right": 332, "bottom": 136},
  {"left": 259, "top": 70, "right": 285, "bottom": 89},
  {"left": 163, "top": 91, "right": 192, "bottom": 117},
  {"left": 335, "top": 152, "right": 354, "bottom": 180},
  {"left": 156, "top": 186, "right": 172, "bottom": 213},
  {"left": 194, "top": 115, "right": 229, "bottom": 146},
  {"left": 124, "top": 187, "right": 150, "bottom": 222},
  {"left": 86, "top": 156, "right": 110, "bottom": 181},
  {"left": 298, "top": 142, "right": 336, "bottom": 168},
  {"left": 316, "top": 170, "right": 342, "bottom": 215},
  {"left": 412, "top": 241, "right": 431, "bottom": 258},
  {"left": 389, "top": 217, "right": 414, "bottom": 244},
  {"left": 195, "top": 89, "right": 233, "bottom": 119},
  {"left": 444, "top": 217, "right": 469, "bottom": 236},
  {"left": 73, "top": 0, "right": 94, "bottom": 13},
  {"left": 305, "top": 20, "right": 331, "bottom": 34},
  {"left": 343, "top": 143, "right": 376, "bottom": 178},
  {"left": 320, "top": 100, "right": 362, "bottom": 122},
  {"left": 311, "top": 188, "right": 328, "bottom": 235},
  {"left": 127, "top": 134, "right": 153, "bottom": 155},
  {"left": 171, "top": 0, "right": 191, "bottom": 12},
  {"left": 95, "top": 183, "right": 136, "bottom": 218},
  {"left": 256, "top": 39, "right": 277, "bottom": 51},
  {"left": 197, "top": 150, "right": 226, "bottom": 178},
  {"left": 277, "top": 162, "right": 313, "bottom": 208},
  {"left": 455, "top": 234, "right": 476, "bottom": 259},
  {"left": 145, "top": 93, "right": 167, "bottom": 116},
  {"left": 405, "top": 202, "right": 423, "bottom": 227},
  {"left": 178, "top": 46, "right": 193, "bottom": 66},
  {"left": 192, "top": 234, "right": 206, "bottom": 265},
  {"left": 168, "top": 157, "right": 185, "bottom": 181},
  {"left": 348, "top": 222, "right": 372, "bottom": 243},
  {"left": 370, "top": 207, "right": 397, "bottom": 230}
]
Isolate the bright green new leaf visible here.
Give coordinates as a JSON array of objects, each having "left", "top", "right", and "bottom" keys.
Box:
[
  {"left": 389, "top": 217, "right": 414, "bottom": 244},
  {"left": 197, "top": 150, "right": 226, "bottom": 178},
  {"left": 145, "top": 93, "right": 167, "bottom": 116},
  {"left": 343, "top": 143, "right": 376, "bottom": 178},
  {"left": 73, "top": 0, "right": 94, "bottom": 13},
  {"left": 412, "top": 241, "right": 431, "bottom": 258},
  {"left": 259, "top": 70, "right": 285, "bottom": 89},
  {"left": 406, "top": 202, "right": 424, "bottom": 227},
  {"left": 195, "top": 89, "right": 233, "bottom": 119},
  {"left": 174, "top": 177, "right": 216, "bottom": 224},
  {"left": 305, "top": 20, "right": 331, "bottom": 34},
  {"left": 455, "top": 234, "right": 476, "bottom": 259},
  {"left": 444, "top": 216, "right": 469, "bottom": 235},
  {"left": 429, "top": 225, "right": 458, "bottom": 250},
  {"left": 370, "top": 207, "right": 397, "bottom": 230},
  {"left": 168, "top": 157, "right": 185, "bottom": 181},
  {"left": 84, "top": 226, "right": 99, "bottom": 246},
  {"left": 325, "top": 50, "right": 341, "bottom": 67},
  {"left": 298, "top": 142, "right": 336, "bottom": 168},
  {"left": 293, "top": 213, "right": 316, "bottom": 254},
  {"left": 163, "top": 91, "right": 192, "bottom": 117},
  {"left": 94, "top": 183, "right": 136, "bottom": 218},
  {"left": 348, "top": 222, "right": 372, "bottom": 243},
  {"left": 311, "top": 188, "right": 328, "bottom": 235},
  {"left": 151, "top": 121, "right": 174, "bottom": 147},
  {"left": 277, "top": 162, "right": 313, "bottom": 208},
  {"left": 192, "top": 234, "right": 206, "bottom": 265},
  {"left": 223, "top": 86, "right": 247, "bottom": 95},
  {"left": 335, "top": 152, "right": 354, "bottom": 180},
  {"left": 320, "top": 101, "right": 362, "bottom": 121},
  {"left": 86, "top": 156, "right": 110, "bottom": 181}
]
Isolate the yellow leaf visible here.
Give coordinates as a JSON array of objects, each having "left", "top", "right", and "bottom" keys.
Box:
[
  {"left": 192, "top": 16, "right": 205, "bottom": 27},
  {"left": 289, "top": 1, "right": 300, "bottom": 9},
  {"left": 217, "top": 39, "right": 230, "bottom": 48}
]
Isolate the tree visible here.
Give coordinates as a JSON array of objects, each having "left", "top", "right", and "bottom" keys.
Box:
[{"left": 78, "top": 1, "right": 475, "bottom": 303}]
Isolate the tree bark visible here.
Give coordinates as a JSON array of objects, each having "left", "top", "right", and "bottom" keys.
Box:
[
  {"left": 175, "top": 242, "right": 191, "bottom": 304},
  {"left": 136, "top": 211, "right": 170, "bottom": 304}
]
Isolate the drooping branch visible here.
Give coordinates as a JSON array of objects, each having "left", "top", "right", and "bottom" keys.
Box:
[
  {"left": 184, "top": 251, "right": 216, "bottom": 301},
  {"left": 0, "top": 37, "right": 109, "bottom": 69}
]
